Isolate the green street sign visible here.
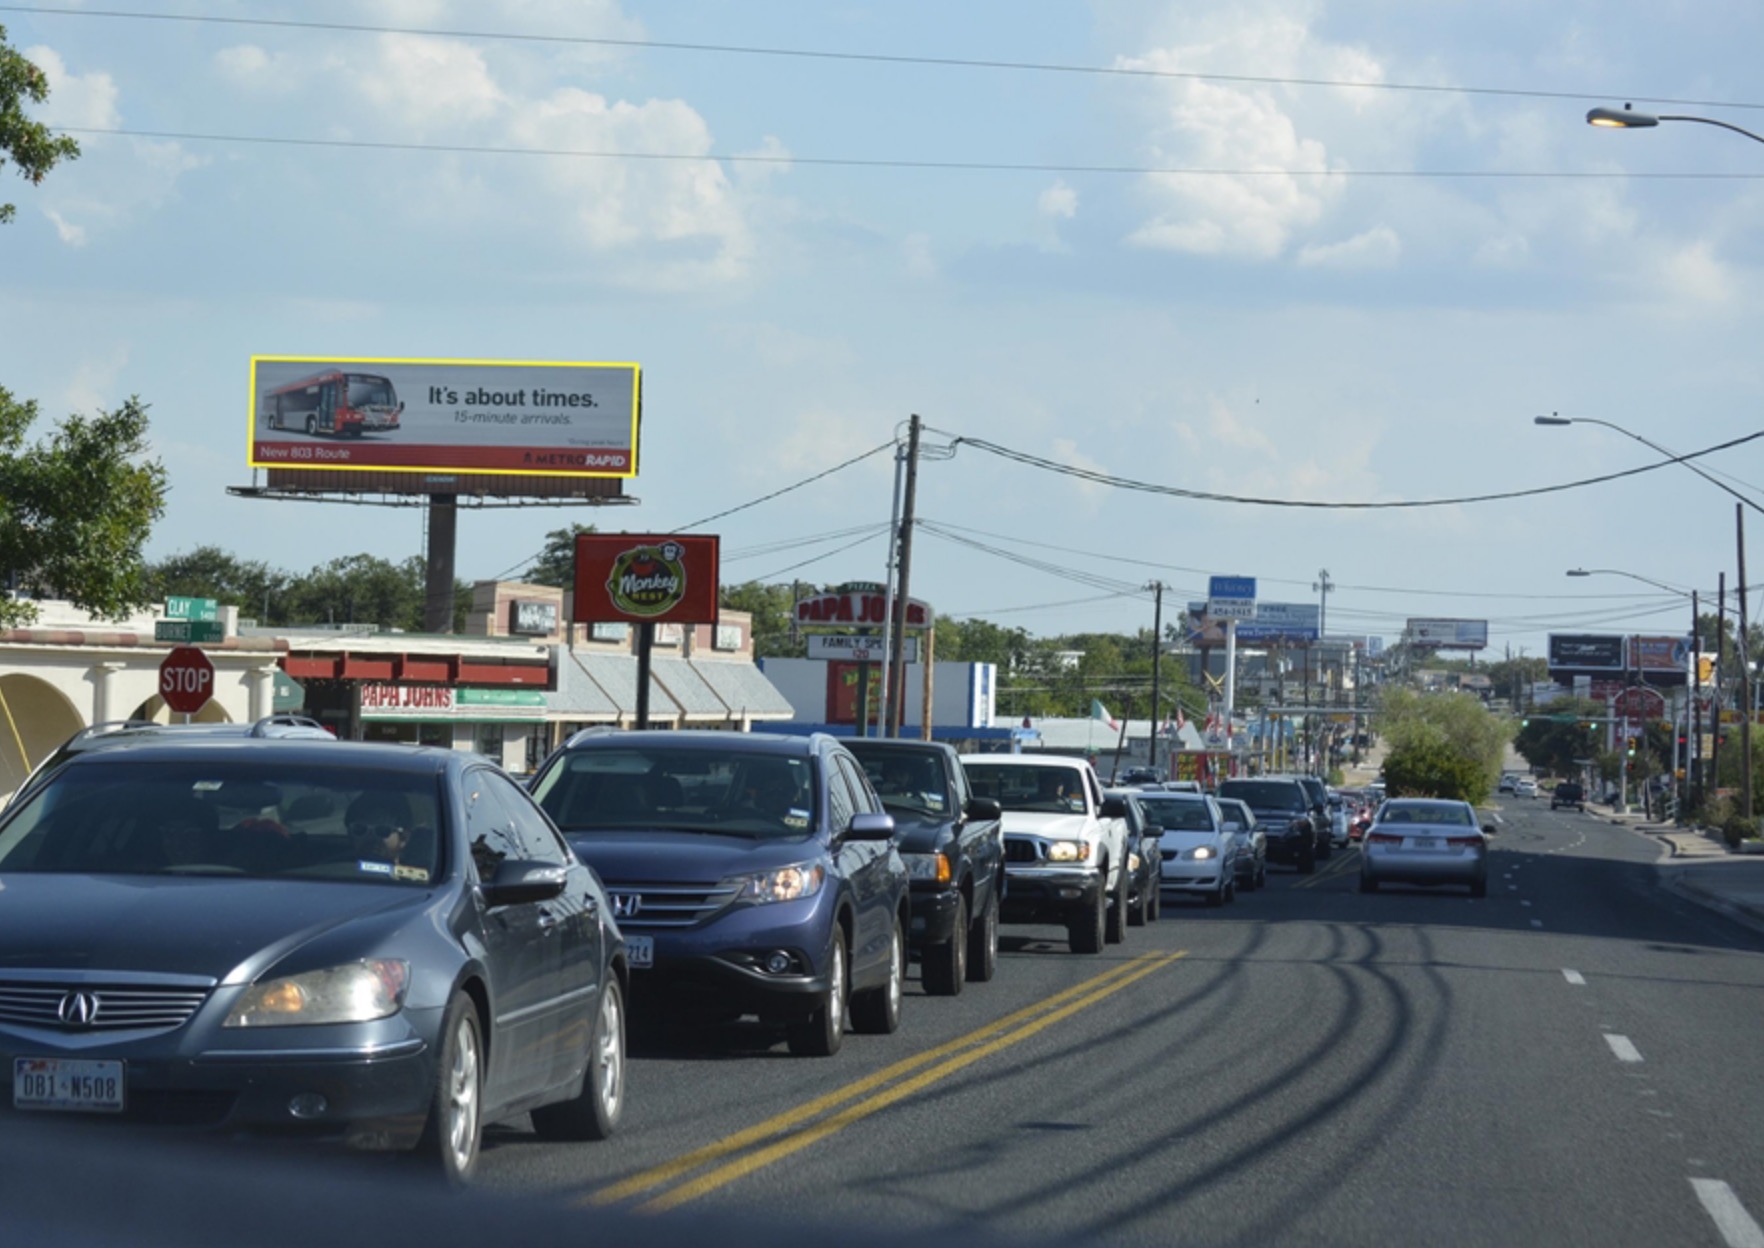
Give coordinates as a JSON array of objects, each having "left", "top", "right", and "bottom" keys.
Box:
[
  {"left": 165, "top": 596, "right": 219, "bottom": 622},
  {"left": 155, "top": 619, "right": 225, "bottom": 643}
]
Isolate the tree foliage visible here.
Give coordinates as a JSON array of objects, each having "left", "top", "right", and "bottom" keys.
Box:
[
  {"left": 1513, "top": 697, "right": 1607, "bottom": 776},
  {"left": 524, "top": 522, "right": 596, "bottom": 590},
  {"left": 0, "top": 389, "right": 167, "bottom": 626},
  {"left": 1, "top": 26, "right": 80, "bottom": 224},
  {"left": 146, "top": 548, "right": 468, "bottom": 632},
  {"left": 721, "top": 580, "right": 805, "bottom": 658},
  {"left": 1375, "top": 687, "right": 1506, "bottom": 803}
]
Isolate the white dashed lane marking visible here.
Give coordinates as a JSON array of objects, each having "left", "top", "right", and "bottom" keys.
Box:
[
  {"left": 1691, "top": 1179, "right": 1764, "bottom": 1248},
  {"left": 1529, "top": 919, "right": 1543, "bottom": 928},
  {"left": 1604, "top": 1033, "right": 1644, "bottom": 1063},
  {"left": 1562, "top": 969, "right": 1586, "bottom": 985}
]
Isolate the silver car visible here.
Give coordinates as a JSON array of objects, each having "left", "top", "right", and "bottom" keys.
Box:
[
  {"left": 1136, "top": 791, "right": 1237, "bottom": 907},
  {"left": 1214, "top": 796, "right": 1267, "bottom": 891},
  {"left": 1359, "top": 797, "right": 1491, "bottom": 897}
]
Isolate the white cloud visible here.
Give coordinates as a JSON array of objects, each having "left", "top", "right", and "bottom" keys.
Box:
[
  {"left": 213, "top": 44, "right": 299, "bottom": 95},
  {"left": 1656, "top": 242, "right": 1733, "bottom": 307},
  {"left": 356, "top": 34, "right": 507, "bottom": 128},
  {"left": 44, "top": 210, "right": 86, "bottom": 247},
  {"left": 902, "top": 233, "right": 937, "bottom": 279},
  {"left": 732, "top": 135, "right": 793, "bottom": 186},
  {"left": 1297, "top": 224, "right": 1401, "bottom": 268},
  {"left": 26, "top": 46, "right": 119, "bottom": 129},
  {"left": 1039, "top": 180, "right": 1078, "bottom": 220}
]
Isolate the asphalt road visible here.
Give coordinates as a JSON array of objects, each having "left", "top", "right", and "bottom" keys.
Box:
[{"left": 467, "top": 803, "right": 1764, "bottom": 1247}]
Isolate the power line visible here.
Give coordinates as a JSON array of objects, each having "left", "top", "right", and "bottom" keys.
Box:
[
  {"left": 724, "top": 523, "right": 892, "bottom": 563},
  {"left": 750, "top": 527, "right": 887, "bottom": 582},
  {"left": 48, "top": 127, "right": 1764, "bottom": 181},
  {"left": 944, "top": 428, "right": 1764, "bottom": 509},
  {"left": 9, "top": 5, "right": 1764, "bottom": 114},
  {"left": 678, "top": 441, "right": 894, "bottom": 531}
]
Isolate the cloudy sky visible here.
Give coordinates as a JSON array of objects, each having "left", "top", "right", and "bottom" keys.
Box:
[{"left": 5, "top": 0, "right": 1763, "bottom": 663}]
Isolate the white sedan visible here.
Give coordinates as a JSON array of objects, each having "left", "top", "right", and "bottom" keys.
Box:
[{"left": 1137, "top": 791, "right": 1237, "bottom": 907}]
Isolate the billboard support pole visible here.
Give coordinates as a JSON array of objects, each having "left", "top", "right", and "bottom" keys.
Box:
[
  {"left": 423, "top": 495, "right": 457, "bottom": 633},
  {"left": 1713, "top": 573, "right": 1726, "bottom": 804},
  {"left": 1224, "top": 619, "right": 1238, "bottom": 778},
  {"left": 1739, "top": 504, "right": 1752, "bottom": 822},
  {"left": 635, "top": 622, "right": 654, "bottom": 730}
]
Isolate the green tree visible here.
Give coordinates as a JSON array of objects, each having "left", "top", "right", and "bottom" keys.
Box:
[
  {"left": 0, "top": 390, "right": 167, "bottom": 626},
  {"left": 1375, "top": 687, "right": 1506, "bottom": 802},
  {"left": 1, "top": 26, "right": 79, "bottom": 225},
  {"left": 524, "top": 522, "right": 597, "bottom": 589},
  {"left": 282, "top": 554, "right": 429, "bottom": 632},
  {"left": 146, "top": 545, "right": 288, "bottom": 622},
  {"left": 938, "top": 617, "right": 1031, "bottom": 669},
  {"left": 1514, "top": 698, "right": 1606, "bottom": 776},
  {"left": 720, "top": 580, "right": 805, "bottom": 658}
]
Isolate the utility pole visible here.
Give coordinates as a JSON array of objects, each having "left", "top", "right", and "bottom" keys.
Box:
[
  {"left": 1148, "top": 581, "right": 1164, "bottom": 777},
  {"left": 886, "top": 415, "right": 922, "bottom": 737},
  {"left": 1714, "top": 573, "right": 1726, "bottom": 805},
  {"left": 1739, "top": 504, "right": 1752, "bottom": 824}
]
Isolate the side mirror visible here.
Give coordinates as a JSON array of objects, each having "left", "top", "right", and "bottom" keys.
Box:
[
  {"left": 846, "top": 812, "right": 897, "bottom": 842},
  {"left": 481, "top": 859, "right": 567, "bottom": 908},
  {"left": 1099, "top": 797, "right": 1129, "bottom": 819},
  {"left": 965, "top": 796, "right": 1003, "bottom": 822}
]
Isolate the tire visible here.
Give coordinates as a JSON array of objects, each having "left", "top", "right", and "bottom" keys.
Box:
[
  {"left": 1225, "top": 877, "right": 1238, "bottom": 904},
  {"left": 922, "top": 895, "right": 968, "bottom": 996},
  {"left": 1129, "top": 878, "right": 1148, "bottom": 927},
  {"left": 787, "top": 936, "right": 846, "bottom": 1056},
  {"left": 1069, "top": 889, "right": 1105, "bottom": 954},
  {"left": 967, "top": 889, "right": 999, "bottom": 983},
  {"left": 1360, "top": 875, "right": 1378, "bottom": 894},
  {"left": 1104, "top": 872, "right": 1128, "bottom": 945},
  {"left": 1205, "top": 880, "right": 1225, "bottom": 908},
  {"left": 1469, "top": 878, "right": 1488, "bottom": 899},
  {"left": 416, "top": 992, "right": 484, "bottom": 1187},
  {"left": 850, "top": 918, "right": 904, "bottom": 1034},
  {"left": 305, "top": 414, "right": 318, "bottom": 436},
  {"left": 1149, "top": 883, "right": 1162, "bottom": 922},
  {"left": 1257, "top": 863, "right": 1267, "bottom": 890},
  {"left": 531, "top": 977, "right": 626, "bottom": 1141}
]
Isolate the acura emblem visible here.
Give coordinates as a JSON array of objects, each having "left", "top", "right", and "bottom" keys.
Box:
[
  {"left": 610, "top": 892, "right": 642, "bottom": 919},
  {"left": 57, "top": 990, "right": 100, "bottom": 1029}
]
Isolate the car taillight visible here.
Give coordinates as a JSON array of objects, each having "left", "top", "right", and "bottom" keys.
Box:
[
  {"left": 1365, "top": 832, "right": 1402, "bottom": 845},
  {"left": 1446, "top": 836, "right": 1483, "bottom": 848}
]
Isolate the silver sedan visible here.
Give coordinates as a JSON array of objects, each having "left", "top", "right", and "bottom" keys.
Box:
[{"left": 1359, "top": 797, "right": 1491, "bottom": 897}]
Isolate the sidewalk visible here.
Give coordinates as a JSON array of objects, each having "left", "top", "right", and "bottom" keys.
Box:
[{"left": 1595, "top": 803, "right": 1764, "bottom": 937}]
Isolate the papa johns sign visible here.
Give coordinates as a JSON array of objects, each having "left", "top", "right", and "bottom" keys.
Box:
[{"left": 794, "top": 591, "right": 931, "bottom": 628}]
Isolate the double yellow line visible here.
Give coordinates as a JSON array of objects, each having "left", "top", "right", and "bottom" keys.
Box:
[
  {"left": 1293, "top": 846, "right": 1361, "bottom": 889},
  {"left": 588, "top": 949, "right": 1185, "bottom": 1213}
]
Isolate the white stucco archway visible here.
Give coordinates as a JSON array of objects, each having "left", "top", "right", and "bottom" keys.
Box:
[{"left": 0, "top": 673, "right": 85, "bottom": 797}]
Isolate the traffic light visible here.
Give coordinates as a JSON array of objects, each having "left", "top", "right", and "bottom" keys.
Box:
[{"left": 1520, "top": 718, "right": 1529, "bottom": 728}]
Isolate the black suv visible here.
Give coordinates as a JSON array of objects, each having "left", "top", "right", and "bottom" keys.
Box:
[
  {"left": 845, "top": 739, "right": 1006, "bottom": 995},
  {"left": 1550, "top": 781, "right": 1586, "bottom": 812},
  {"left": 529, "top": 731, "right": 909, "bottom": 1056},
  {"left": 1215, "top": 777, "right": 1318, "bottom": 873}
]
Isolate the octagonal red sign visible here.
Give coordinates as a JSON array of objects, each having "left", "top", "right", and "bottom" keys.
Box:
[{"left": 159, "top": 646, "right": 215, "bottom": 715}]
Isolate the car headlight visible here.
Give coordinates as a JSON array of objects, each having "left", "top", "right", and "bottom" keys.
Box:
[
  {"left": 901, "top": 852, "right": 952, "bottom": 883},
  {"left": 1128, "top": 852, "right": 1142, "bottom": 873},
  {"left": 1045, "top": 840, "right": 1090, "bottom": 864},
  {"left": 730, "top": 863, "right": 826, "bottom": 905},
  {"left": 1190, "top": 846, "right": 1216, "bottom": 860},
  {"left": 224, "top": 959, "right": 410, "bottom": 1028}
]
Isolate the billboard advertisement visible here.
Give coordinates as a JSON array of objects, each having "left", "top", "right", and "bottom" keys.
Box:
[
  {"left": 1629, "top": 635, "right": 1691, "bottom": 680},
  {"left": 1407, "top": 618, "right": 1489, "bottom": 649},
  {"left": 1549, "top": 633, "right": 1624, "bottom": 672},
  {"left": 1187, "top": 601, "right": 1319, "bottom": 644},
  {"left": 250, "top": 356, "right": 640, "bottom": 478},
  {"left": 572, "top": 534, "right": 720, "bottom": 626}
]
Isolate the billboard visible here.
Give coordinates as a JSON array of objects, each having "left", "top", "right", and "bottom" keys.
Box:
[
  {"left": 1407, "top": 618, "right": 1489, "bottom": 650},
  {"left": 1187, "top": 601, "right": 1319, "bottom": 644},
  {"left": 250, "top": 356, "right": 640, "bottom": 478},
  {"left": 572, "top": 534, "right": 720, "bottom": 626},
  {"left": 1629, "top": 635, "right": 1691, "bottom": 677},
  {"left": 1549, "top": 633, "right": 1624, "bottom": 672},
  {"left": 1207, "top": 575, "right": 1257, "bottom": 621}
]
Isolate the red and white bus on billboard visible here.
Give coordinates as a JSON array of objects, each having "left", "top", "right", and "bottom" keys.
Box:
[{"left": 260, "top": 370, "right": 403, "bottom": 438}]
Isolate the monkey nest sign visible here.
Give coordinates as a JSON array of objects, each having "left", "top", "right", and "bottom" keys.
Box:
[{"left": 573, "top": 534, "right": 721, "bottom": 625}]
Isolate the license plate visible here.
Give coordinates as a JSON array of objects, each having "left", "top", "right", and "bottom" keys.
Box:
[
  {"left": 625, "top": 935, "right": 654, "bottom": 969},
  {"left": 13, "top": 1058, "right": 125, "bottom": 1113},
  {"left": 1418, "top": 838, "right": 1442, "bottom": 850}
]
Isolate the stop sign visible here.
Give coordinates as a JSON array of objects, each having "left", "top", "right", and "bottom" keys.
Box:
[{"left": 159, "top": 646, "right": 215, "bottom": 715}]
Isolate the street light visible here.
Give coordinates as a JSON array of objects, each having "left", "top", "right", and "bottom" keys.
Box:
[
  {"left": 1534, "top": 414, "right": 1764, "bottom": 516},
  {"left": 1587, "top": 104, "right": 1764, "bottom": 146},
  {"left": 1565, "top": 567, "right": 1695, "bottom": 597}
]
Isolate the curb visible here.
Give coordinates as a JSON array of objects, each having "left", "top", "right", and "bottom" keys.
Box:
[{"left": 1659, "top": 867, "right": 1764, "bottom": 940}]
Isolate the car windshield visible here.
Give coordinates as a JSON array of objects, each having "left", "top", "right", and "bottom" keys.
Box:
[
  {"left": 1217, "top": 781, "right": 1306, "bottom": 812},
  {"left": 1134, "top": 795, "right": 1215, "bottom": 831},
  {"left": 964, "top": 764, "right": 1087, "bottom": 814},
  {"left": 846, "top": 746, "right": 950, "bottom": 817},
  {"left": 532, "top": 747, "right": 818, "bottom": 840},
  {"left": 1377, "top": 803, "right": 1474, "bottom": 826},
  {"left": 0, "top": 760, "right": 442, "bottom": 884}
]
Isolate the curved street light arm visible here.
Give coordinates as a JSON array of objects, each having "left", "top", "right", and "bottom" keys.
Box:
[
  {"left": 1657, "top": 114, "right": 1764, "bottom": 146},
  {"left": 1568, "top": 416, "right": 1764, "bottom": 517}
]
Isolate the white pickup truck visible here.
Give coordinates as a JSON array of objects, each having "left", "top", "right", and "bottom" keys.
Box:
[{"left": 960, "top": 754, "right": 1131, "bottom": 954}]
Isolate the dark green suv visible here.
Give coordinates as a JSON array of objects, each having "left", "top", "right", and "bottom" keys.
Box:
[{"left": 1550, "top": 782, "right": 1586, "bottom": 811}]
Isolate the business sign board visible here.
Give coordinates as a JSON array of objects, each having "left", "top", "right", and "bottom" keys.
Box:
[
  {"left": 1367, "top": 636, "right": 1385, "bottom": 658},
  {"left": 572, "top": 534, "right": 720, "bottom": 626},
  {"left": 1207, "top": 576, "right": 1257, "bottom": 621},
  {"left": 1187, "top": 601, "right": 1319, "bottom": 644},
  {"left": 250, "top": 356, "right": 641, "bottom": 478},
  {"left": 1407, "top": 618, "right": 1489, "bottom": 650},
  {"left": 1629, "top": 635, "right": 1691, "bottom": 684},
  {"left": 1614, "top": 687, "right": 1667, "bottom": 721},
  {"left": 806, "top": 634, "right": 920, "bottom": 663},
  {"left": 508, "top": 600, "right": 559, "bottom": 637},
  {"left": 794, "top": 586, "right": 932, "bottom": 628},
  {"left": 359, "top": 685, "right": 547, "bottom": 720},
  {"left": 827, "top": 660, "right": 884, "bottom": 725},
  {"left": 1549, "top": 633, "right": 1625, "bottom": 673}
]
